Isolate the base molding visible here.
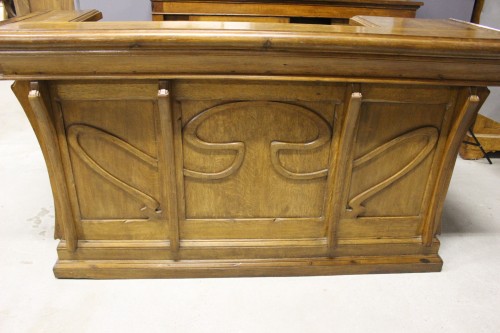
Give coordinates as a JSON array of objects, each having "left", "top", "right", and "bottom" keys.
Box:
[{"left": 54, "top": 255, "right": 443, "bottom": 279}]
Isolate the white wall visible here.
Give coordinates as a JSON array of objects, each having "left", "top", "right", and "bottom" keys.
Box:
[
  {"left": 417, "top": 0, "right": 475, "bottom": 20},
  {"left": 78, "top": 0, "right": 151, "bottom": 21}
]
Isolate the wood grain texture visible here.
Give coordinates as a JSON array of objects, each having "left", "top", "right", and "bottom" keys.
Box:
[
  {"left": 2, "top": 11, "right": 499, "bottom": 279},
  {"left": 14, "top": 0, "right": 74, "bottom": 16},
  {"left": 347, "top": 126, "right": 438, "bottom": 218},
  {"left": 157, "top": 81, "right": 181, "bottom": 255},
  {"left": 1, "top": 17, "right": 500, "bottom": 85},
  {"left": 28, "top": 82, "right": 77, "bottom": 251},
  {"left": 326, "top": 89, "right": 362, "bottom": 252},
  {"left": 151, "top": 0, "right": 423, "bottom": 23},
  {"left": 422, "top": 92, "right": 481, "bottom": 246},
  {"left": 53, "top": 255, "right": 442, "bottom": 279}
]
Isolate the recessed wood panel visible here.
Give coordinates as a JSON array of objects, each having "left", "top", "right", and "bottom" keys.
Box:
[
  {"left": 174, "top": 80, "right": 345, "bottom": 238},
  {"left": 50, "top": 81, "right": 171, "bottom": 240},
  {"left": 346, "top": 85, "right": 453, "bottom": 218},
  {"left": 183, "top": 100, "right": 331, "bottom": 218}
]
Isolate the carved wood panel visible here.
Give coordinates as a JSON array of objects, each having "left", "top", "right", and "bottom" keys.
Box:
[
  {"left": 174, "top": 80, "right": 345, "bottom": 239},
  {"left": 46, "top": 80, "right": 459, "bottom": 245},
  {"left": 61, "top": 99, "right": 161, "bottom": 220},
  {"left": 337, "top": 84, "right": 457, "bottom": 239},
  {"left": 183, "top": 100, "right": 332, "bottom": 218},
  {"left": 50, "top": 81, "right": 170, "bottom": 240}
]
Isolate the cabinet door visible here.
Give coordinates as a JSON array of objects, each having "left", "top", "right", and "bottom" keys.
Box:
[{"left": 51, "top": 80, "right": 173, "bottom": 241}]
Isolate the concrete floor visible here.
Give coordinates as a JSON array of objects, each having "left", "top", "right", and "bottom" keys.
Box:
[{"left": 0, "top": 79, "right": 499, "bottom": 333}]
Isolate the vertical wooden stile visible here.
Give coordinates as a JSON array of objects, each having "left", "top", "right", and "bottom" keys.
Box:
[
  {"left": 157, "top": 80, "right": 181, "bottom": 257},
  {"left": 422, "top": 92, "right": 480, "bottom": 246},
  {"left": 28, "top": 81, "right": 77, "bottom": 252},
  {"left": 325, "top": 88, "right": 362, "bottom": 254}
]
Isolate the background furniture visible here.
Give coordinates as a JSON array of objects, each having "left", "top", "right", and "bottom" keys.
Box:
[
  {"left": 460, "top": 114, "right": 500, "bottom": 159},
  {"left": 459, "top": 0, "right": 500, "bottom": 160},
  {"left": 151, "top": 0, "right": 423, "bottom": 23},
  {"left": 1, "top": 12, "right": 499, "bottom": 279},
  {"left": 13, "top": 0, "right": 74, "bottom": 16},
  {"left": 1, "top": 0, "right": 15, "bottom": 19}
]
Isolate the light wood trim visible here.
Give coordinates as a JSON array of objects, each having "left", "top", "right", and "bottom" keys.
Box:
[
  {"left": 53, "top": 254, "right": 442, "bottom": 279},
  {"left": 152, "top": 14, "right": 164, "bottom": 21},
  {"left": 417, "top": 89, "right": 458, "bottom": 238},
  {"left": 13, "top": 0, "right": 30, "bottom": 16},
  {"left": 422, "top": 92, "right": 480, "bottom": 246},
  {"left": 157, "top": 81, "right": 180, "bottom": 256},
  {"left": 0, "top": 10, "right": 101, "bottom": 26},
  {"left": 2, "top": 25, "right": 499, "bottom": 58},
  {"left": 56, "top": 237, "right": 439, "bottom": 261},
  {"left": 171, "top": 86, "right": 187, "bottom": 225},
  {"left": 326, "top": 89, "right": 362, "bottom": 252},
  {"left": 188, "top": 15, "right": 290, "bottom": 23},
  {"left": 0, "top": 10, "right": 48, "bottom": 26},
  {"left": 458, "top": 87, "right": 492, "bottom": 160},
  {"left": 4, "top": 75, "right": 500, "bottom": 88},
  {"left": 28, "top": 81, "right": 77, "bottom": 251},
  {"left": 68, "top": 9, "right": 102, "bottom": 22},
  {"left": 14, "top": 0, "right": 75, "bottom": 16},
  {"left": 11, "top": 80, "right": 62, "bottom": 238},
  {"left": 153, "top": 2, "right": 420, "bottom": 19}
]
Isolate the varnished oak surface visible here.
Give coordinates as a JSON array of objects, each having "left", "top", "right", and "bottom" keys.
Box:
[
  {"left": 1, "top": 11, "right": 500, "bottom": 278},
  {"left": 1, "top": 16, "right": 500, "bottom": 85},
  {"left": 151, "top": 0, "right": 423, "bottom": 23},
  {"left": 13, "top": 0, "right": 74, "bottom": 16}
]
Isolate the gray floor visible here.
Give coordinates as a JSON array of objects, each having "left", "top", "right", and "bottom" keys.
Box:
[{"left": 0, "top": 80, "right": 499, "bottom": 333}]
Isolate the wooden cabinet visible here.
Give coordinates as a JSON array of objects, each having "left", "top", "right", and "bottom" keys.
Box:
[
  {"left": 1, "top": 12, "right": 499, "bottom": 278},
  {"left": 151, "top": 0, "right": 423, "bottom": 23}
]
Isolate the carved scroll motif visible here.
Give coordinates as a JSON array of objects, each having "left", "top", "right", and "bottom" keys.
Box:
[
  {"left": 345, "top": 126, "right": 439, "bottom": 218},
  {"left": 183, "top": 101, "right": 332, "bottom": 180},
  {"left": 270, "top": 106, "right": 332, "bottom": 180},
  {"left": 183, "top": 104, "right": 246, "bottom": 180},
  {"left": 67, "top": 124, "right": 161, "bottom": 214}
]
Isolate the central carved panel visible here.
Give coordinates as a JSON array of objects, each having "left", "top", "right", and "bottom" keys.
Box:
[{"left": 182, "top": 101, "right": 332, "bottom": 219}]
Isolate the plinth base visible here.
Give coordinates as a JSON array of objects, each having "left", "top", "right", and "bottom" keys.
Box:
[{"left": 54, "top": 255, "right": 443, "bottom": 279}]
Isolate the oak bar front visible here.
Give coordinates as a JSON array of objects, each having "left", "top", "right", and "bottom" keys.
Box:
[{"left": 1, "top": 12, "right": 499, "bottom": 278}]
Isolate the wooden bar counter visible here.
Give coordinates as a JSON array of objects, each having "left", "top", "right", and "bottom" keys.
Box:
[{"left": 1, "top": 11, "right": 500, "bottom": 279}]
